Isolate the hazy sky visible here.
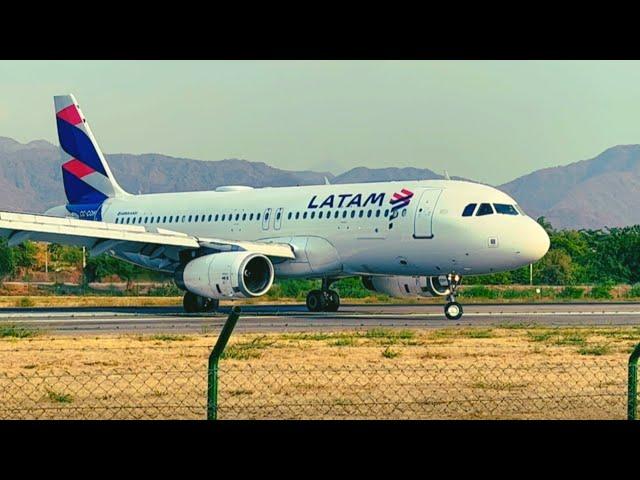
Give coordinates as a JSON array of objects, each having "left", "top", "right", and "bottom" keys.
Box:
[{"left": 1, "top": 60, "right": 640, "bottom": 185}]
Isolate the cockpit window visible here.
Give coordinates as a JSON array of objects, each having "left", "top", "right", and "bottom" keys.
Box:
[
  {"left": 462, "top": 203, "right": 477, "bottom": 217},
  {"left": 493, "top": 204, "right": 519, "bottom": 215},
  {"left": 476, "top": 203, "right": 494, "bottom": 216}
]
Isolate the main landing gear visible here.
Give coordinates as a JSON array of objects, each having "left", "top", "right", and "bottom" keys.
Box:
[
  {"left": 183, "top": 291, "right": 219, "bottom": 314},
  {"left": 443, "top": 273, "right": 463, "bottom": 320},
  {"left": 306, "top": 278, "right": 340, "bottom": 312}
]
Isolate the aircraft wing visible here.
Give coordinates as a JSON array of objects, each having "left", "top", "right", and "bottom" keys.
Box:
[{"left": 0, "top": 211, "right": 295, "bottom": 272}]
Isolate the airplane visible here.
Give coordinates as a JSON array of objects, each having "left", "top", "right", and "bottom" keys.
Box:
[{"left": 0, "top": 95, "right": 550, "bottom": 320}]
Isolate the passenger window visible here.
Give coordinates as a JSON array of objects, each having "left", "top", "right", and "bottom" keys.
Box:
[
  {"left": 163, "top": 216, "right": 167, "bottom": 223},
  {"left": 367, "top": 210, "right": 372, "bottom": 218},
  {"left": 257, "top": 213, "right": 261, "bottom": 221},
  {"left": 243, "top": 213, "right": 247, "bottom": 221},
  {"left": 188, "top": 215, "right": 192, "bottom": 222},
  {"left": 149, "top": 217, "right": 154, "bottom": 224},
  {"left": 303, "top": 212, "right": 308, "bottom": 219},
  {"left": 221, "top": 214, "right": 225, "bottom": 221},
  {"left": 311, "top": 212, "right": 315, "bottom": 219},
  {"left": 350, "top": 210, "right": 356, "bottom": 218},
  {"left": 376, "top": 210, "right": 381, "bottom": 218},
  {"left": 287, "top": 212, "right": 292, "bottom": 220},
  {"left": 462, "top": 203, "right": 477, "bottom": 217},
  {"left": 335, "top": 211, "right": 340, "bottom": 219},
  {"left": 249, "top": 213, "right": 253, "bottom": 221},
  {"left": 359, "top": 210, "right": 364, "bottom": 218},
  {"left": 401, "top": 209, "right": 407, "bottom": 217},
  {"left": 384, "top": 209, "right": 389, "bottom": 217},
  {"left": 318, "top": 211, "right": 323, "bottom": 219},
  {"left": 476, "top": 203, "right": 494, "bottom": 216},
  {"left": 169, "top": 216, "right": 173, "bottom": 223},
  {"left": 493, "top": 204, "right": 519, "bottom": 215},
  {"left": 126, "top": 218, "right": 130, "bottom": 224},
  {"left": 235, "top": 214, "right": 240, "bottom": 221},
  {"left": 295, "top": 212, "right": 300, "bottom": 220}
]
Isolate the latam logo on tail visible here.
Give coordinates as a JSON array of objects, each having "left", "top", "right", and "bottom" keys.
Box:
[{"left": 307, "top": 189, "right": 414, "bottom": 210}]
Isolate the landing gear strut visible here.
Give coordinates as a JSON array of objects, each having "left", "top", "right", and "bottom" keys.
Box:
[
  {"left": 443, "top": 273, "right": 463, "bottom": 320},
  {"left": 183, "top": 291, "right": 219, "bottom": 314},
  {"left": 306, "top": 278, "right": 340, "bottom": 312}
]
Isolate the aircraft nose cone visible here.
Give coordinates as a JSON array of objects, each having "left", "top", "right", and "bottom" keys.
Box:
[{"left": 521, "top": 219, "right": 550, "bottom": 263}]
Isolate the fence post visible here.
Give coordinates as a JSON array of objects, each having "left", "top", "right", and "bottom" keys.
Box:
[
  {"left": 207, "top": 306, "right": 241, "bottom": 420},
  {"left": 628, "top": 343, "right": 640, "bottom": 420}
]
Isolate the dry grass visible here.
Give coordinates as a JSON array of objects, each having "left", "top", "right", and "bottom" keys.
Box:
[{"left": 0, "top": 325, "right": 637, "bottom": 419}]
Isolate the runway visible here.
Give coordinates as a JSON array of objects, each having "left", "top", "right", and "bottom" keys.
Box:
[{"left": 3, "top": 303, "right": 640, "bottom": 334}]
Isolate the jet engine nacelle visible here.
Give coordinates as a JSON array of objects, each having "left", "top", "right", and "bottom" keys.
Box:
[
  {"left": 176, "top": 252, "right": 274, "bottom": 299},
  {"left": 361, "top": 275, "right": 450, "bottom": 298}
]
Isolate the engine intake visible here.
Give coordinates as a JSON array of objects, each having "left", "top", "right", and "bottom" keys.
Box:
[{"left": 176, "top": 252, "right": 274, "bottom": 299}]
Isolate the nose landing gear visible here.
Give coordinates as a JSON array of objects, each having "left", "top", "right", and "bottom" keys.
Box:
[
  {"left": 306, "top": 278, "right": 340, "bottom": 312},
  {"left": 443, "top": 273, "right": 463, "bottom": 320}
]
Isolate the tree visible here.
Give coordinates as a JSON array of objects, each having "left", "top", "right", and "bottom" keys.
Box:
[
  {"left": 534, "top": 249, "right": 575, "bottom": 285},
  {"left": 12, "top": 241, "right": 38, "bottom": 269},
  {"left": 0, "top": 238, "right": 15, "bottom": 279}
]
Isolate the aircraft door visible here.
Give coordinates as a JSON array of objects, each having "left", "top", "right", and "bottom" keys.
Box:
[
  {"left": 262, "top": 208, "right": 272, "bottom": 230},
  {"left": 274, "top": 208, "right": 283, "bottom": 230},
  {"left": 413, "top": 189, "right": 442, "bottom": 239}
]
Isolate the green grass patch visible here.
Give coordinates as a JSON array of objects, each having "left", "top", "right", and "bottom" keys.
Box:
[
  {"left": 553, "top": 333, "right": 587, "bottom": 346},
  {"left": 221, "top": 336, "right": 276, "bottom": 360},
  {"left": 148, "top": 334, "right": 190, "bottom": 342},
  {"left": 331, "top": 337, "right": 356, "bottom": 347},
  {"left": 381, "top": 347, "right": 400, "bottom": 359},
  {"left": 46, "top": 390, "right": 73, "bottom": 404},
  {"left": 281, "top": 332, "right": 332, "bottom": 341},
  {"left": 0, "top": 323, "right": 38, "bottom": 338},
  {"left": 466, "top": 329, "right": 494, "bottom": 339},
  {"left": 527, "top": 331, "right": 554, "bottom": 342},
  {"left": 577, "top": 344, "right": 611, "bottom": 356},
  {"left": 364, "top": 328, "right": 415, "bottom": 345},
  {"left": 16, "top": 297, "right": 35, "bottom": 307}
]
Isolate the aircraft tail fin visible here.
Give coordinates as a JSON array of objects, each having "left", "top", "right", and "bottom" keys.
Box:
[{"left": 54, "top": 94, "right": 128, "bottom": 205}]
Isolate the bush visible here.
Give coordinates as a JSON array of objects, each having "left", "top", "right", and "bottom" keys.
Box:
[
  {"left": 627, "top": 284, "right": 640, "bottom": 298},
  {"left": 460, "top": 285, "right": 499, "bottom": 299},
  {"left": 589, "top": 283, "right": 613, "bottom": 299},
  {"left": 501, "top": 288, "right": 535, "bottom": 299},
  {"left": 558, "top": 286, "right": 585, "bottom": 299}
]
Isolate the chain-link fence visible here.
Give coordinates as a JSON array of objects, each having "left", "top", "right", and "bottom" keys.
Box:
[{"left": 0, "top": 344, "right": 637, "bottom": 420}]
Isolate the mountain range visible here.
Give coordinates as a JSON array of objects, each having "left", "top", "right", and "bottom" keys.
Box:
[{"left": 0, "top": 135, "right": 638, "bottom": 230}]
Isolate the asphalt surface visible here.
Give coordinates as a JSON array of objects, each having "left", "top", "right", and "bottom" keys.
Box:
[{"left": 3, "top": 303, "right": 640, "bottom": 334}]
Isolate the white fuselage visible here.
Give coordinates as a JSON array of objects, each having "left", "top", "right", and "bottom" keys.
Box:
[{"left": 83, "top": 179, "right": 549, "bottom": 279}]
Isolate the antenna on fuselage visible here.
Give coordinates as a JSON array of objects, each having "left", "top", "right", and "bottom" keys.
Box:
[
  {"left": 444, "top": 170, "right": 451, "bottom": 180},
  {"left": 324, "top": 176, "right": 331, "bottom": 185}
]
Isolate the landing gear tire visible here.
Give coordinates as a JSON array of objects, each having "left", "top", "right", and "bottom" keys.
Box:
[
  {"left": 444, "top": 301, "right": 463, "bottom": 320},
  {"left": 183, "top": 292, "right": 218, "bottom": 314},
  {"left": 306, "top": 288, "right": 340, "bottom": 312},
  {"left": 325, "top": 290, "right": 340, "bottom": 312},
  {"left": 306, "top": 290, "right": 325, "bottom": 312}
]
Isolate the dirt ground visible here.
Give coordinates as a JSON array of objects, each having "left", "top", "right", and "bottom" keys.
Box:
[{"left": 0, "top": 325, "right": 638, "bottom": 419}]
